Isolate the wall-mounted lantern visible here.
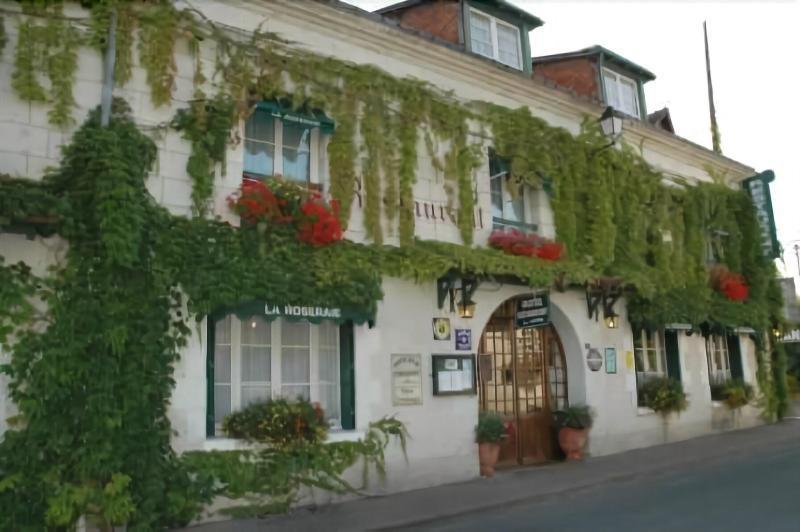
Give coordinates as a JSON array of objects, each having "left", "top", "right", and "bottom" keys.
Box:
[
  {"left": 586, "top": 277, "right": 623, "bottom": 328},
  {"left": 458, "top": 290, "right": 477, "bottom": 319},
  {"left": 594, "top": 106, "right": 624, "bottom": 155},
  {"left": 604, "top": 310, "right": 619, "bottom": 329}
]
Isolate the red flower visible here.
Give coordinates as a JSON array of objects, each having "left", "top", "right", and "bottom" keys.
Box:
[
  {"left": 489, "top": 229, "right": 564, "bottom": 261},
  {"left": 297, "top": 197, "right": 343, "bottom": 247},
  {"left": 227, "top": 178, "right": 285, "bottom": 224},
  {"left": 719, "top": 272, "right": 749, "bottom": 301},
  {"left": 537, "top": 242, "right": 564, "bottom": 261}
]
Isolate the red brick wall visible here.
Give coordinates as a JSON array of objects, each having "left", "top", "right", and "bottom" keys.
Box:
[
  {"left": 533, "top": 58, "right": 599, "bottom": 99},
  {"left": 384, "top": 0, "right": 462, "bottom": 45}
]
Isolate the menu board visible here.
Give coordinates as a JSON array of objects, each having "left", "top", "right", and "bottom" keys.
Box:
[
  {"left": 432, "top": 354, "right": 477, "bottom": 396},
  {"left": 391, "top": 354, "right": 423, "bottom": 406}
]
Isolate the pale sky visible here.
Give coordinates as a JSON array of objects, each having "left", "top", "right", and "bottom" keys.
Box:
[{"left": 345, "top": 0, "right": 800, "bottom": 286}]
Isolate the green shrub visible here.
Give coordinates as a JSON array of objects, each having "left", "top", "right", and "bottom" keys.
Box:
[
  {"left": 640, "top": 377, "right": 688, "bottom": 416},
  {"left": 786, "top": 373, "right": 799, "bottom": 395},
  {"left": 475, "top": 412, "right": 505, "bottom": 443},
  {"left": 553, "top": 405, "right": 594, "bottom": 430},
  {"left": 223, "top": 398, "right": 328, "bottom": 447}
]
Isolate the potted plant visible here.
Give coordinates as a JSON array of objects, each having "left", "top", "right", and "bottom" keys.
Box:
[
  {"left": 552, "top": 405, "right": 594, "bottom": 460},
  {"left": 475, "top": 412, "right": 505, "bottom": 477},
  {"left": 719, "top": 380, "right": 754, "bottom": 410},
  {"left": 640, "top": 377, "right": 688, "bottom": 442}
]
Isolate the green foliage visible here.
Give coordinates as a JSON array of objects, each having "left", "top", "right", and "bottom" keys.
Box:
[
  {"left": 11, "top": 4, "right": 80, "bottom": 126},
  {"left": 553, "top": 405, "right": 594, "bottom": 430},
  {"left": 640, "top": 377, "right": 689, "bottom": 416},
  {"left": 0, "top": 16, "right": 6, "bottom": 55},
  {"left": 43, "top": 12, "right": 80, "bottom": 127},
  {"left": 182, "top": 417, "right": 408, "bottom": 518},
  {"left": 12, "top": 19, "right": 47, "bottom": 102},
  {"left": 0, "top": 174, "right": 62, "bottom": 234},
  {"left": 137, "top": 2, "right": 178, "bottom": 107},
  {"left": 0, "top": 258, "right": 38, "bottom": 347},
  {"left": 88, "top": 0, "right": 136, "bottom": 85},
  {"left": 171, "top": 94, "right": 235, "bottom": 216},
  {"left": 475, "top": 412, "right": 505, "bottom": 443},
  {"left": 223, "top": 398, "right": 329, "bottom": 448},
  {"left": 0, "top": 102, "right": 209, "bottom": 531}
]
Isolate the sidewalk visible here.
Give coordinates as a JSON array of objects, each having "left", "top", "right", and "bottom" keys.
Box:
[{"left": 177, "top": 419, "right": 800, "bottom": 532}]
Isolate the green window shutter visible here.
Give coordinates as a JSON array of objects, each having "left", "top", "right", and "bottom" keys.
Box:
[
  {"left": 206, "top": 316, "right": 216, "bottom": 438},
  {"left": 727, "top": 334, "right": 744, "bottom": 381},
  {"left": 339, "top": 322, "right": 356, "bottom": 430},
  {"left": 665, "top": 330, "right": 682, "bottom": 382}
]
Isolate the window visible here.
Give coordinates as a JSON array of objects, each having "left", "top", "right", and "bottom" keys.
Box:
[
  {"left": 602, "top": 68, "right": 640, "bottom": 118},
  {"left": 469, "top": 9, "right": 522, "bottom": 70},
  {"left": 633, "top": 329, "right": 667, "bottom": 406},
  {"left": 705, "top": 334, "right": 731, "bottom": 386},
  {"left": 211, "top": 315, "right": 341, "bottom": 432},
  {"left": 244, "top": 110, "right": 314, "bottom": 183},
  {"left": 489, "top": 153, "right": 535, "bottom": 231}
]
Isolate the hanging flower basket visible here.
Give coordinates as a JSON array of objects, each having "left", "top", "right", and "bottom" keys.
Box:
[
  {"left": 708, "top": 265, "right": 749, "bottom": 302},
  {"left": 488, "top": 229, "right": 564, "bottom": 261},
  {"left": 227, "top": 178, "right": 343, "bottom": 247},
  {"left": 719, "top": 272, "right": 749, "bottom": 301}
]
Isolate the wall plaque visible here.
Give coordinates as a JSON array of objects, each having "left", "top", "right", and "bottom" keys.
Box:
[{"left": 391, "top": 354, "right": 423, "bottom": 406}]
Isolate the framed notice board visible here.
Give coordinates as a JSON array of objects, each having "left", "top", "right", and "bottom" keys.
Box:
[{"left": 432, "top": 354, "right": 476, "bottom": 396}]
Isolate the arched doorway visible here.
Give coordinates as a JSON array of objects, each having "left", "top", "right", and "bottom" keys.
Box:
[{"left": 478, "top": 298, "right": 568, "bottom": 466}]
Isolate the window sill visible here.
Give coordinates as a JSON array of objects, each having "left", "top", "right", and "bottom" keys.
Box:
[
  {"left": 636, "top": 406, "right": 657, "bottom": 416},
  {"left": 203, "top": 429, "right": 366, "bottom": 451}
]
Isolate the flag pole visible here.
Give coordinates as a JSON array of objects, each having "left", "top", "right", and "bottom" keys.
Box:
[{"left": 704, "top": 21, "right": 721, "bottom": 154}]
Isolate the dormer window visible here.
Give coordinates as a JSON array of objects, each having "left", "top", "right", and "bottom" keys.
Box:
[
  {"left": 468, "top": 8, "right": 522, "bottom": 70},
  {"left": 602, "top": 68, "right": 640, "bottom": 118}
]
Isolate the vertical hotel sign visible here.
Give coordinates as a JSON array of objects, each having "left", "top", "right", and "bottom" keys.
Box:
[{"left": 743, "top": 170, "right": 780, "bottom": 259}]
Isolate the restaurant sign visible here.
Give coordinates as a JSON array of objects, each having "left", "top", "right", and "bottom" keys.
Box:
[
  {"left": 516, "top": 293, "right": 549, "bottom": 329},
  {"left": 742, "top": 170, "right": 780, "bottom": 259},
  {"left": 215, "top": 300, "right": 373, "bottom": 325}
]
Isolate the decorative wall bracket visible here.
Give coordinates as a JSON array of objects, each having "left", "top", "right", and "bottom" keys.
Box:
[
  {"left": 437, "top": 273, "right": 479, "bottom": 315},
  {"left": 585, "top": 278, "right": 623, "bottom": 322}
]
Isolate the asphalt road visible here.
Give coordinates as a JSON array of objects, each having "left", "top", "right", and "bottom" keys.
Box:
[{"left": 398, "top": 440, "right": 800, "bottom": 532}]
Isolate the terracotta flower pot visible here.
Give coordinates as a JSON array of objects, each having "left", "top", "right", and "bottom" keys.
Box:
[
  {"left": 558, "top": 427, "right": 588, "bottom": 460},
  {"left": 478, "top": 441, "right": 501, "bottom": 477}
]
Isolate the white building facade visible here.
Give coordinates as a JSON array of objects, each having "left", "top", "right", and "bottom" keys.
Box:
[{"left": 0, "top": 0, "right": 771, "bottom": 507}]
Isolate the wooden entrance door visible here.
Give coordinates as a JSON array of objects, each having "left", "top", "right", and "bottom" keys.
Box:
[{"left": 478, "top": 301, "right": 568, "bottom": 465}]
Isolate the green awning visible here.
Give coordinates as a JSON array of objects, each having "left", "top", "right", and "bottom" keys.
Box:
[
  {"left": 256, "top": 101, "right": 335, "bottom": 134},
  {"left": 213, "top": 300, "right": 373, "bottom": 326}
]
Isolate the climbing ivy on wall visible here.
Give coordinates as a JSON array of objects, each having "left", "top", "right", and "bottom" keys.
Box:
[
  {"left": 0, "top": 101, "right": 586, "bottom": 528},
  {"left": 0, "top": 1, "right": 790, "bottom": 525}
]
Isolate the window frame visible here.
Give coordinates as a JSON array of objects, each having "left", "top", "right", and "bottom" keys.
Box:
[
  {"left": 210, "top": 315, "right": 342, "bottom": 434},
  {"left": 705, "top": 334, "right": 732, "bottom": 386},
  {"left": 468, "top": 7, "right": 523, "bottom": 70},
  {"left": 243, "top": 109, "right": 322, "bottom": 185},
  {"left": 489, "top": 153, "right": 537, "bottom": 232},
  {"left": 633, "top": 328, "right": 668, "bottom": 406},
  {"left": 602, "top": 68, "right": 641, "bottom": 119}
]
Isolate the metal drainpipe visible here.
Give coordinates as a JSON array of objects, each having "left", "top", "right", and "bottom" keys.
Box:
[{"left": 100, "top": 8, "right": 117, "bottom": 127}]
